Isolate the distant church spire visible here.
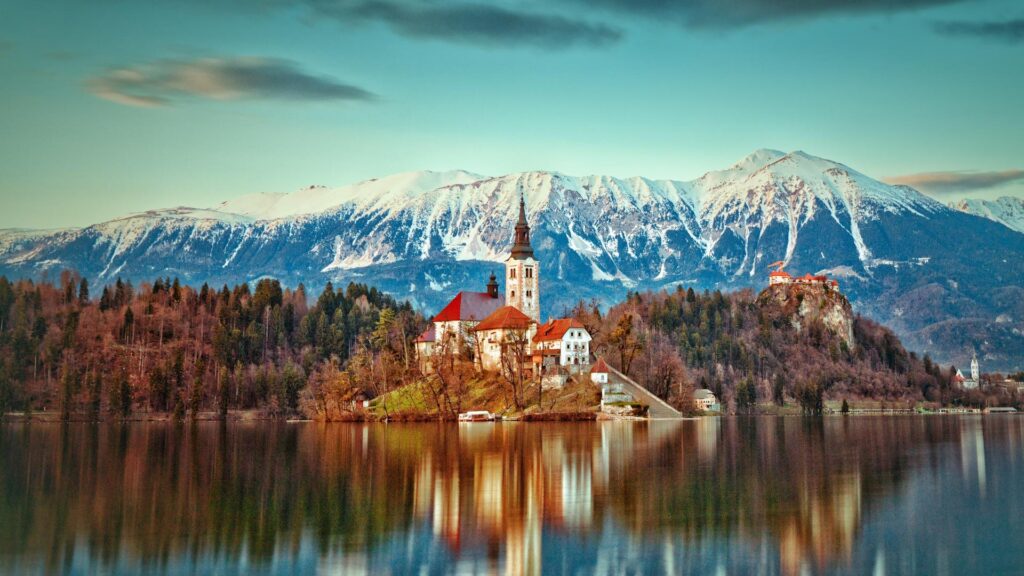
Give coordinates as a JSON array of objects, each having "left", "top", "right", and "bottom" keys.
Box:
[{"left": 510, "top": 191, "right": 533, "bottom": 259}]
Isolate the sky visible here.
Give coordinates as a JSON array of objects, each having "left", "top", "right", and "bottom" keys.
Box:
[{"left": 1, "top": 0, "right": 1022, "bottom": 229}]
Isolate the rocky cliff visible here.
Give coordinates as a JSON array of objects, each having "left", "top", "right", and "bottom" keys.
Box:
[{"left": 756, "top": 283, "right": 856, "bottom": 349}]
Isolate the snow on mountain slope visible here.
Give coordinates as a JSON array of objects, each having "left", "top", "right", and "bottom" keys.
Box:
[
  {"left": 950, "top": 196, "right": 1024, "bottom": 234},
  {"left": 0, "top": 150, "right": 960, "bottom": 282},
  {"left": 215, "top": 170, "right": 485, "bottom": 220},
  {"left": 3, "top": 150, "right": 1023, "bottom": 368},
  {"left": 686, "top": 149, "right": 945, "bottom": 279}
]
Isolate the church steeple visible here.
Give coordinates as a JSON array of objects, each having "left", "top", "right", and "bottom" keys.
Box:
[
  {"left": 510, "top": 192, "right": 533, "bottom": 259},
  {"left": 505, "top": 191, "right": 540, "bottom": 323}
]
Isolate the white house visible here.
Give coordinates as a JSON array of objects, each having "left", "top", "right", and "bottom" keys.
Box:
[
  {"left": 590, "top": 358, "right": 609, "bottom": 385},
  {"left": 532, "top": 318, "right": 591, "bottom": 374},
  {"left": 414, "top": 324, "right": 436, "bottom": 373},
  {"left": 694, "top": 389, "right": 719, "bottom": 411}
]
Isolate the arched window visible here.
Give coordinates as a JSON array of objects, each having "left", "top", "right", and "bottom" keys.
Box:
[{"left": 509, "top": 268, "right": 516, "bottom": 279}]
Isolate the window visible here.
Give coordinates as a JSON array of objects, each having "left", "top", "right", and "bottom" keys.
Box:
[
  {"left": 511, "top": 290, "right": 516, "bottom": 299},
  {"left": 525, "top": 267, "right": 533, "bottom": 279},
  {"left": 526, "top": 290, "right": 531, "bottom": 298},
  {"left": 509, "top": 268, "right": 516, "bottom": 279}
]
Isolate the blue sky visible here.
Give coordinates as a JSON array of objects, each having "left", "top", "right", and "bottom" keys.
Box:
[{"left": 1, "top": 0, "right": 1022, "bottom": 228}]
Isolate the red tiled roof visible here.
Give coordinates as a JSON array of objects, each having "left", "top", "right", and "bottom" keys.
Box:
[
  {"left": 433, "top": 291, "right": 504, "bottom": 323},
  {"left": 415, "top": 324, "right": 436, "bottom": 343},
  {"left": 471, "top": 306, "right": 534, "bottom": 332},
  {"left": 769, "top": 270, "right": 791, "bottom": 277},
  {"left": 533, "top": 318, "right": 586, "bottom": 342},
  {"left": 591, "top": 358, "right": 609, "bottom": 374}
]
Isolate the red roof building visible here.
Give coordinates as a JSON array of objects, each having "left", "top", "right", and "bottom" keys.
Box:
[
  {"left": 433, "top": 291, "right": 505, "bottom": 323},
  {"left": 415, "top": 324, "right": 436, "bottom": 343},
  {"left": 472, "top": 306, "right": 535, "bottom": 332},
  {"left": 533, "top": 318, "right": 586, "bottom": 343},
  {"left": 591, "top": 358, "right": 609, "bottom": 374}
]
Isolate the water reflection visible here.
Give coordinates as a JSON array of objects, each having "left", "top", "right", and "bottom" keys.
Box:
[{"left": 1, "top": 417, "right": 1023, "bottom": 575}]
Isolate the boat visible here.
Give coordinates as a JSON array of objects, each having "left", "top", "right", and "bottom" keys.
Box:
[{"left": 458, "top": 410, "right": 495, "bottom": 422}]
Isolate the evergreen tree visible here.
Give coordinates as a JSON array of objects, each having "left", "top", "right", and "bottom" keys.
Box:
[
  {"left": 773, "top": 373, "right": 785, "bottom": 406},
  {"left": 78, "top": 278, "right": 89, "bottom": 304}
]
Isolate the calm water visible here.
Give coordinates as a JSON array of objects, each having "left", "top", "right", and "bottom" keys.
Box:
[{"left": 1, "top": 417, "right": 1023, "bottom": 575}]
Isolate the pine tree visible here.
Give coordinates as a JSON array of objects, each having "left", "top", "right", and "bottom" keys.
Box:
[
  {"left": 78, "top": 278, "right": 89, "bottom": 304},
  {"left": 217, "top": 366, "right": 230, "bottom": 419},
  {"left": 773, "top": 373, "right": 785, "bottom": 406}
]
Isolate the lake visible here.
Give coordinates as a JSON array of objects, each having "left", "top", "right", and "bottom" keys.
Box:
[{"left": 1, "top": 417, "right": 1022, "bottom": 575}]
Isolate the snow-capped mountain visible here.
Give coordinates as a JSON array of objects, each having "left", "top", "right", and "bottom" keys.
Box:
[
  {"left": 2, "top": 150, "right": 1023, "bottom": 369},
  {"left": 949, "top": 196, "right": 1024, "bottom": 234}
]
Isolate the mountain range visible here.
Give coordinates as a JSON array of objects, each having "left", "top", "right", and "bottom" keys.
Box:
[{"left": 2, "top": 150, "right": 1022, "bottom": 370}]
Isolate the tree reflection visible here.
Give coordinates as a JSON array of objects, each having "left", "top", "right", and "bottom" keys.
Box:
[{"left": 0, "top": 417, "right": 1008, "bottom": 574}]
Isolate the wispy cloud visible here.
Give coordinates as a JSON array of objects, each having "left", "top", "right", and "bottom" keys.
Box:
[
  {"left": 885, "top": 170, "right": 1024, "bottom": 197},
  {"left": 87, "top": 56, "right": 375, "bottom": 108},
  {"left": 934, "top": 18, "right": 1024, "bottom": 43},
  {"left": 308, "top": 1, "right": 621, "bottom": 48},
  {"left": 579, "top": 0, "right": 964, "bottom": 28}
]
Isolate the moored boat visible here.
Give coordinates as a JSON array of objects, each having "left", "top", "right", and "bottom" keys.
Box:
[{"left": 458, "top": 410, "right": 495, "bottom": 422}]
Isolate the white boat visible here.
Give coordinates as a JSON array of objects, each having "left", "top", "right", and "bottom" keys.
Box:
[{"left": 458, "top": 410, "right": 495, "bottom": 422}]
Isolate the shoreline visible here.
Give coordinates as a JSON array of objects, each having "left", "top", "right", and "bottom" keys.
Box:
[{"left": 2, "top": 409, "right": 1015, "bottom": 424}]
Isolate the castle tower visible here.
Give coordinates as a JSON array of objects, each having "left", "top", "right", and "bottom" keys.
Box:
[
  {"left": 505, "top": 193, "right": 540, "bottom": 323},
  {"left": 971, "top": 353, "right": 979, "bottom": 382}
]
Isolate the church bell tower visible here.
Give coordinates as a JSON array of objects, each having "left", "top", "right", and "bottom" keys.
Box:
[{"left": 505, "top": 193, "right": 540, "bottom": 323}]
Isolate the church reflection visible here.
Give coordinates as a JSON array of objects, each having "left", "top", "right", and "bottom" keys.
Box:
[{"left": 2, "top": 417, "right": 1007, "bottom": 575}]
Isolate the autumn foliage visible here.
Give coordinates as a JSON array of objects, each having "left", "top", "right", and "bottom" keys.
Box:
[{"left": 0, "top": 272, "right": 426, "bottom": 420}]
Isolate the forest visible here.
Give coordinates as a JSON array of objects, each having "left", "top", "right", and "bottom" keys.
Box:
[
  {"left": 0, "top": 272, "right": 426, "bottom": 420},
  {"left": 566, "top": 286, "right": 1021, "bottom": 412},
  {"left": 0, "top": 273, "right": 1018, "bottom": 420}
]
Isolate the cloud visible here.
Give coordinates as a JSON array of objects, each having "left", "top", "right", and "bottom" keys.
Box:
[
  {"left": 885, "top": 170, "right": 1024, "bottom": 196},
  {"left": 934, "top": 18, "right": 1024, "bottom": 43},
  {"left": 307, "top": 1, "right": 621, "bottom": 48},
  {"left": 87, "top": 56, "right": 375, "bottom": 108},
  {"left": 576, "top": 0, "right": 964, "bottom": 28}
]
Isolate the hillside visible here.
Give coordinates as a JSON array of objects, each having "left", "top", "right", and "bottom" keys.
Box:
[
  {"left": 572, "top": 283, "right": 1000, "bottom": 412},
  {"left": 1, "top": 150, "right": 1022, "bottom": 369}
]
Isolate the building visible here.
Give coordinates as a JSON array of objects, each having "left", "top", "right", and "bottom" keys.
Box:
[
  {"left": 419, "top": 192, "right": 592, "bottom": 376},
  {"left": 590, "top": 358, "right": 609, "bottom": 385},
  {"left": 471, "top": 306, "right": 537, "bottom": 372},
  {"left": 532, "top": 318, "right": 592, "bottom": 375},
  {"left": 431, "top": 273, "right": 504, "bottom": 349},
  {"left": 956, "top": 353, "right": 981, "bottom": 390},
  {"left": 767, "top": 266, "right": 839, "bottom": 292},
  {"left": 505, "top": 195, "right": 540, "bottom": 324},
  {"left": 694, "top": 389, "right": 719, "bottom": 411},
  {"left": 414, "top": 324, "right": 436, "bottom": 373}
]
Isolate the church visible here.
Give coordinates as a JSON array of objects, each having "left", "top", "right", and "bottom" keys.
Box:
[
  {"left": 954, "top": 353, "right": 981, "bottom": 390},
  {"left": 414, "top": 194, "right": 591, "bottom": 379}
]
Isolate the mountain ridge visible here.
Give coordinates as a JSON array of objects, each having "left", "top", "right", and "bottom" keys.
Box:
[{"left": 1, "top": 150, "right": 1022, "bottom": 369}]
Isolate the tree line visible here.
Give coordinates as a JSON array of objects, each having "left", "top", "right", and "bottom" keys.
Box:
[
  {"left": 566, "top": 286, "right": 1021, "bottom": 413},
  {"left": 0, "top": 271, "right": 426, "bottom": 420}
]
